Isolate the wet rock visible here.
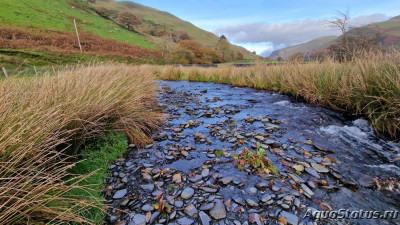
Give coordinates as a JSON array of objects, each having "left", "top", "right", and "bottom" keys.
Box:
[
  {"left": 189, "top": 175, "right": 202, "bottom": 183},
  {"left": 289, "top": 173, "right": 305, "bottom": 183},
  {"left": 181, "top": 188, "right": 195, "bottom": 199},
  {"left": 177, "top": 217, "right": 194, "bottom": 225},
  {"left": 109, "top": 215, "right": 118, "bottom": 223},
  {"left": 175, "top": 200, "right": 184, "bottom": 208},
  {"left": 220, "top": 177, "right": 232, "bottom": 185},
  {"left": 199, "top": 211, "right": 211, "bottom": 225},
  {"left": 300, "top": 184, "right": 314, "bottom": 196},
  {"left": 311, "top": 163, "right": 329, "bottom": 173},
  {"left": 113, "top": 189, "right": 127, "bottom": 199},
  {"left": 261, "top": 194, "right": 273, "bottom": 203},
  {"left": 202, "top": 169, "right": 210, "bottom": 177},
  {"left": 142, "top": 204, "right": 154, "bottom": 211},
  {"left": 200, "top": 202, "right": 215, "bottom": 211},
  {"left": 279, "top": 211, "right": 299, "bottom": 225},
  {"left": 232, "top": 196, "right": 246, "bottom": 205},
  {"left": 246, "top": 198, "right": 259, "bottom": 207},
  {"left": 255, "top": 181, "right": 268, "bottom": 189},
  {"left": 358, "top": 174, "right": 376, "bottom": 188},
  {"left": 184, "top": 204, "right": 198, "bottom": 218},
  {"left": 304, "top": 167, "right": 320, "bottom": 179},
  {"left": 141, "top": 184, "right": 155, "bottom": 192},
  {"left": 247, "top": 187, "right": 258, "bottom": 195},
  {"left": 292, "top": 164, "right": 304, "bottom": 172},
  {"left": 131, "top": 214, "right": 146, "bottom": 225},
  {"left": 200, "top": 187, "right": 218, "bottom": 193},
  {"left": 209, "top": 199, "right": 227, "bottom": 219}
]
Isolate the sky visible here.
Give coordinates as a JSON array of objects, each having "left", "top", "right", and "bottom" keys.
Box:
[{"left": 128, "top": 0, "right": 400, "bottom": 56}]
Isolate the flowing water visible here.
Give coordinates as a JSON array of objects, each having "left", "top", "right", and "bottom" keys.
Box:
[{"left": 105, "top": 81, "right": 400, "bottom": 225}]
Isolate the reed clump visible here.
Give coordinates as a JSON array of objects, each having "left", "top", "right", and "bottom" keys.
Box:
[{"left": 0, "top": 64, "right": 162, "bottom": 224}]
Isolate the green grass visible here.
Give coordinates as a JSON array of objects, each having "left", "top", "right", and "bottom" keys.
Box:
[
  {"left": 67, "top": 132, "right": 128, "bottom": 224},
  {"left": 0, "top": 0, "right": 154, "bottom": 49}
]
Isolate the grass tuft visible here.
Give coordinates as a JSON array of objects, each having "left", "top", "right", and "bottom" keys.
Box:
[{"left": 0, "top": 64, "right": 162, "bottom": 224}]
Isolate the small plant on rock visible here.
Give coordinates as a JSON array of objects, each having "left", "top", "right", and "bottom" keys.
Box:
[{"left": 232, "top": 143, "right": 278, "bottom": 175}]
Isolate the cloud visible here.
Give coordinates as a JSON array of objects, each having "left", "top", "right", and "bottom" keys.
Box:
[
  {"left": 214, "top": 20, "right": 339, "bottom": 48},
  {"left": 213, "top": 13, "right": 389, "bottom": 54},
  {"left": 349, "top": 13, "right": 388, "bottom": 27}
]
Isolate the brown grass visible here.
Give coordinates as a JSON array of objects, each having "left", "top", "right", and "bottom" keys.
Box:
[
  {"left": 154, "top": 52, "right": 400, "bottom": 140},
  {"left": 0, "top": 64, "right": 162, "bottom": 224},
  {"left": 0, "top": 27, "right": 163, "bottom": 60}
]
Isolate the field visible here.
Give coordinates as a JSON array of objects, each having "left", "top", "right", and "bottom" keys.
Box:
[
  {"left": 0, "top": 0, "right": 153, "bottom": 49},
  {"left": 154, "top": 52, "right": 400, "bottom": 140}
]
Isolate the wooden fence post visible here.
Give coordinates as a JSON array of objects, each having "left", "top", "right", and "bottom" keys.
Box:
[
  {"left": 73, "top": 19, "right": 82, "bottom": 53},
  {"left": 2, "top": 67, "right": 8, "bottom": 78}
]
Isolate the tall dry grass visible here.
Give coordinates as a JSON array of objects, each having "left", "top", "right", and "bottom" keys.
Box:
[
  {"left": 155, "top": 52, "right": 400, "bottom": 140},
  {"left": 0, "top": 64, "right": 162, "bottom": 224}
]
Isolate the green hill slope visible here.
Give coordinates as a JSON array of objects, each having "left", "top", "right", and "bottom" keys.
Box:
[
  {"left": 271, "top": 15, "right": 400, "bottom": 59},
  {"left": 0, "top": 0, "right": 153, "bottom": 48},
  {"left": 0, "top": 0, "right": 252, "bottom": 68}
]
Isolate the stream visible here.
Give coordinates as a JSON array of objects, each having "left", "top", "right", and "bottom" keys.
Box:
[{"left": 105, "top": 81, "right": 400, "bottom": 225}]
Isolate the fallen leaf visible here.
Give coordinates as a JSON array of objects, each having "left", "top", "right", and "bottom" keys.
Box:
[
  {"left": 145, "top": 211, "right": 151, "bottom": 223},
  {"left": 321, "top": 180, "right": 328, "bottom": 186},
  {"left": 278, "top": 217, "right": 287, "bottom": 225},
  {"left": 304, "top": 151, "right": 312, "bottom": 157}
]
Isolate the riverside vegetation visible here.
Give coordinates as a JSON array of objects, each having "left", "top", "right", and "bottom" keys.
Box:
[{"left": 0, "top": 64, "right": 162, "bottom": 224}]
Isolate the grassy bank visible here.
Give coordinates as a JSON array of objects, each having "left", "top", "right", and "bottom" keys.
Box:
[
  {"left": 0, "top": 64, "right": 162, "bottom": 224},
  {"left": 68, "top": 132, "right": 128, "bottom": 223},
  {"left": 154, "top": 52, "right": 400, "bottom": 140}
]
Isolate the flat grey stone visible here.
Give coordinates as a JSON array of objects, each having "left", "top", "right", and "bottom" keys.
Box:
[
  {"left": 279, "top": 211, "right": 299, "bottom": 225},
  {"left": 177, "top": 217, "right": 194, "bottom": 225},
  {"left": 113, "top": 189, "right": 127, "bottom": 199},
  {"left": 181, "top": 188, "right": 195, "bottom": 199},
  {"left": 199, "top": 211, "right": 211, "bottom": 225},
  {"left": 209, "top": 199, "right": 227, "bottom": 219}
]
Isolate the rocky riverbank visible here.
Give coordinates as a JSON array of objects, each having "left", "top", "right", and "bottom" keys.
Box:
[{"left": 104, "top": 81, "right": 400, "bottom": 225}]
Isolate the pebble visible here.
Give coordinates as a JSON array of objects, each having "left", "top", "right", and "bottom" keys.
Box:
[
  {"left": 202, "top": 169, "right": 210, "bottom": 177},
  {"left": 304, "top": 167, "right": 320, "bottom": 179},
  {"left": 113, "top": 189, "right": 127, "bottom": 199},
  {"left": 279, "top": 211, "right": 299, "bottom": 225},
  {"left": 300, "top": 184, "right": 314, "bottom": 196},
  {"left": 289, "top": 173, "right": 305, "bottom": 183},
  {"left": 311, "top": 163, "right": 329, "bottom": 173},
  {"left": 131, "top": 214, "right": 146, "bottom": 225},
  {"left": 200, "top": 202, "right": 215, "bottom": 210},
  {"left": 175, "top": 201, "right": 184, "bottom": 208},
  {"left": 177, "top": 217, "right": 194, "bottom": 225},
  {"left": 246, "top": 198, "right": 259, "bottom": 207},
  {"left": 141, "top": 184, "right": 155, "bottom": 192},
  {"left": 181, "top": 188, "right": 195, "bottom": 199},
  {"left": 141, "top": 204, "right": 154, "bottom": 211},
  {"left": 199, "top": 211, "right": 211, "bottom": 225},
  {"left": 209, "top": 199, "right": 227, "bottom": 219},
  {"left": 184, "top": 204, "right": 198, "bottom": 218},
  {"left": 247, "top": 187, "right": 258, "bottom": 195},
  {"left": 220, "top": 177, "right": 232, "bottom": 185}
]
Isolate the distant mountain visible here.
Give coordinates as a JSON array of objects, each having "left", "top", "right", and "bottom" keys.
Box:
[
  {"left": 270, "top": 15, "right": 400, "bottom": 59},
  {"left": 0, "top": 0, "right": 253, "bottom": 67}
]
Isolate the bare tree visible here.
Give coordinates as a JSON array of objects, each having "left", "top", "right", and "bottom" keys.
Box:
[{"left": 326, "top": 10, "right": 351, "bottom": 49}]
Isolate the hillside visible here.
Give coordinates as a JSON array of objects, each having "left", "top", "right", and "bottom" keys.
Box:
[
  {"left": 271, "top": 15, "right": 400, "bottom": 59},
  {"left": 269, "top": 36, "right": 338, "bottom": 59},
  {"left": 0, "top": 0, "right": 253, "bottom": 68}
]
